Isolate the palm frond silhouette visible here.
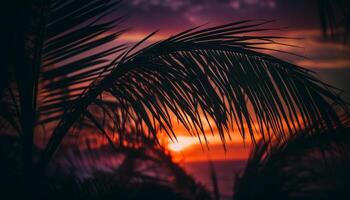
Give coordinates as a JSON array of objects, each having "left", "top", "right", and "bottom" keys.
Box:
[
  {"left": 233, "top": 120, "right": 350, "bottom": 199},
  {"left": 0, "top": 0, "right": 349, "bottom": 187}
]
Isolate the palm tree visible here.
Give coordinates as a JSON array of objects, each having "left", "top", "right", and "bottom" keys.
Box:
[
  {"left": 233, "top": 120, "right": 350, "bottom": 199},
  {"left": 0, "top": 0, "right": 349, "bottom": 194}
]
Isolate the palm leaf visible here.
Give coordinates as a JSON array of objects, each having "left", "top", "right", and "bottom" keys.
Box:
[
  {"left": 233, "top": 120, "right": 350, "bottom": 199},
  {"left": 1, "top": 0, "right": 126, "bottom": 133},
  {"left": 38, "top": 0, "right": 127, "bottom": 125},
  {"left": 42, "top": 20, "right": 349, "bottom": 167},
  {"left": 0, "top": 0, "right": 126, "bottom": 179}
]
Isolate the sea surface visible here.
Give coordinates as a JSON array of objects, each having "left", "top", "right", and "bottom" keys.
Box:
[{"left": 182, "top": 160, "right": 247, "bottom": 199}]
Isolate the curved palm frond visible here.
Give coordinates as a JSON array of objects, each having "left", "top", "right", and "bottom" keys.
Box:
[
  {"left": 38, "top": 0, "right": 127, "bottom": 125},
  {"left": 0, "top": 0, "right": 126, "bottom": 179},
  {"left": 0, "top": 0, "right": 126, "bottom": 132},
  {"left": 233, "top": 120, "right": 350, "bottom": 199},
  {"left": 42, "top": 20, "right": 349, "bottom": 167}
]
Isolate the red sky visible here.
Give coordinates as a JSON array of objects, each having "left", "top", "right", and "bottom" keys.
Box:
[{"left": 108, "top": 0, "right": 350, "bottom": 162}]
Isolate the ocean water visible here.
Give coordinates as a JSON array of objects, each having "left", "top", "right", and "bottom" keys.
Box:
[{"left": 182, "top": 160, "right": 247, "bottom": 199}]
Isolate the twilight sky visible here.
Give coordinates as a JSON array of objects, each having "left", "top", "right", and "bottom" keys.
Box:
[
  {"left": 111, "top": 0, "right": 350, "bottom": 161},
  {"left": 118, "top": 0, "right": 350, "bottom": 87},
  {"left": 123, "top": 0, "right": 318, "bottom": 32}
]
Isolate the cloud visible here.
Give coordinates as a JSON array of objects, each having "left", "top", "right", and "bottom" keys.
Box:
[
  {"left": 295, "top": 59, "right": 350, "bottom": 69},
  {"left": 229, "top": 0, "right": 277, "bottom": 9},
  {"left": 229, "top": 1, "right": 241, "bottom": 9},
  {"left": 129, "top": 0, "right": 190, "bottom": 11},
  {"left": 127, "top": 0, "right": 278, "bottom": 22},
  {"left": 275, "top": 29, "right": 350, "bottom": 69},
  {"left": 183, "top": 5, "right": 206, "bottom": 24}
]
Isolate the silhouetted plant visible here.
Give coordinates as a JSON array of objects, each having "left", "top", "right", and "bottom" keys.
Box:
[
  {"left": 0, "top": 0, "right": 349, "bottom": 196},
  {"left": 233, "top": 121, "right": 350, "bottom": 200},
  {"left": 45, "top": 129, "right": 212, "bottom": 200}
]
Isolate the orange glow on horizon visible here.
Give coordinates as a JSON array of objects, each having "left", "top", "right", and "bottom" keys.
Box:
[
  {"left": 167, "top": 136, "right": 197, "bottom": 152},
  {"left": 165, "top": 133, "right": 252, "bottom": 162},
  {"left": 119, "top": 32, "right": 168, "bottom": 42},
  {"left": 163, "top": 113, "right": 305, "bottom": 162}
]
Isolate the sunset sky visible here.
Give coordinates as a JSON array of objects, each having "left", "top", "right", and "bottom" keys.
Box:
[
  {"left": 3, "top": 2, "right": 349, "bottom": 199},
  {"left": 111, "top": 0, "right": 350, "bottom": 162}
]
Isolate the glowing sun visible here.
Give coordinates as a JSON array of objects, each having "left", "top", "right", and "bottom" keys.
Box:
[{"left": 167, "top": 136, "right": 197, "bottom": 152}]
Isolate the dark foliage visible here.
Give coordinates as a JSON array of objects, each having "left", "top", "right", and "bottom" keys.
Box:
[
  {"left": 318, "top": 0, "right": 350, "bottom": 43},
  {"left": 234, "top": 121, "right": 350, "bottom": 200},
  {"left": 0, "top": 132, "right": 211, "bottom": 200},
  {"left": 0, "top": 0, "right": 349, "bottom": 198}
]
